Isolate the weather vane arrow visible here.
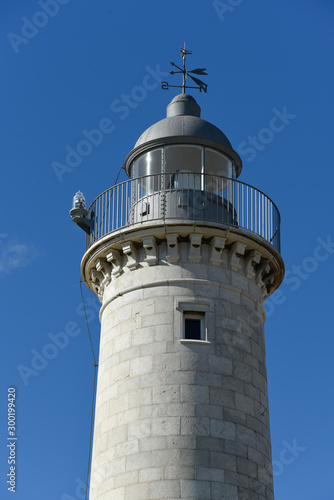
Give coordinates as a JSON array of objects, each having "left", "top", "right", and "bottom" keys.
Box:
[{"left": 161, "top": 43, "right": 208, "bottom": 94}]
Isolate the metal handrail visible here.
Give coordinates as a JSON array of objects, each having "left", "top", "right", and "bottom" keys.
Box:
[{"left": 85, "top": 174, "right": 281, "bottom": 253}]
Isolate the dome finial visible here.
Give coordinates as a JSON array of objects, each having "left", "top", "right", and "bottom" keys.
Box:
[{"left": 161, "top": 43, "right": 208, "bottom": 94}]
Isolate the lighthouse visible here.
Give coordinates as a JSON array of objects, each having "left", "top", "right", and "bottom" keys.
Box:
[{"left": 72, "top": 48, "right": 284, "bottom": 500}]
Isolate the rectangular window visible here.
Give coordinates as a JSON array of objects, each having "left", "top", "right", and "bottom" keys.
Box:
[
  {"left": 176, "top": 300, "right": 212, "bottom": 345},
  {"left": 184, "top": 312, "right": 205, "bottom": 341}
]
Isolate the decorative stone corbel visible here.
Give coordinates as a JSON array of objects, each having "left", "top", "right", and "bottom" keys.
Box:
[
  {"left": 95, "top": 258, "right": 111, "bottom": 286},
  {"left": 90, "top": 269, "right": 104, "bottom": 298},
  {"left": 256, "top": 259, "right": 271, "bottom": 289},
  {"left": 210, "top": 237, "right": 227, "bottom": 266},
  {"left": 263, "top": 272, "right": 275, "bottom": 297},
  {"left": 142, "top": 236, "right": 158, "bottom": 266},
  {"left": 228, "top": 242, "right": 246, "bottom": 271},
  {"left": 244, "top": 250, "right": 261, "bottom": 279},
  {"left": 121, "top": 241, "right": 138, "bottom": 270},
  {"left": 166, "top": 234, "right": 179, "bottom": 263},
  {"left": 105, "top": 249, "right": 122, "bottom": 277},
  {"left": 188, "top": 234, "right": 203, "bottom": 263}
]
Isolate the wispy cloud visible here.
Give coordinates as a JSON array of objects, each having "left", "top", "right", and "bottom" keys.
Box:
[{"left": 0, "top": 238, "right": 40, "bottom": 274}]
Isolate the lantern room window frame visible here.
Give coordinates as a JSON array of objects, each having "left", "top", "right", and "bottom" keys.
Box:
[{"left": 131, "top": 145, "right": 236, "bottom": 185}]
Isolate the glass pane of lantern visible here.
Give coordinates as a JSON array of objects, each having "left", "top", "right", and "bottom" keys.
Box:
[
  {"left": 205, "top": 149, "right": 234, "bottom": 194},
  {"left": 133, "top": 149, "right": 162, "bottom": 195},
  {"left": 164, "top": 145, "right": 202, "bottom": 190}
]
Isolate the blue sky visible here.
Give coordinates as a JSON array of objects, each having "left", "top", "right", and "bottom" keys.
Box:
[{"left": 1, "top": 0, "right": 334, "bottom": 498}]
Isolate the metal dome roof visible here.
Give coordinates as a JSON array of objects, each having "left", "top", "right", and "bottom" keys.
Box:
[
  {"left": 135, "top": 94, "right": 233, "bottom": 149},
  {"left": 125, "top": 93, "right": 242, "bottom": 177}
]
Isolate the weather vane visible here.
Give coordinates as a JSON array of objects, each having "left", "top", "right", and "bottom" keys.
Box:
[{"left": 161, "top": 43, "right": 208, "bottom": 94}]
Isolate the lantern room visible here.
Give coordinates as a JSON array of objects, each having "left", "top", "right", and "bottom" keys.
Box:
[{"left": 124, "top": 93, "right": 243, "bottom": 224}]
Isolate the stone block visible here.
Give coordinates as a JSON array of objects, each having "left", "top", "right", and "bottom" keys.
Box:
[
  {"left": 235, "top": 393, "right": 255, "bottom": 416},
  {"left": 248, "top": 446, "right": 265, "bottom": 467},
  {"left": 210, "top": 387, "right": 235, "bottom": 408},
  {"left": 154, "top": 325, "right": 174, "bottom": 342},
  {"left": 233, "top": 360, "right": 253, "bottom": 383},
  {"left": 102, "top": 486, "right": 124, "bottom": 500},
  {"left": 251, "top": 339, "right": 264, "bottom": 361},
  {"left": 181, "top": 448, "right": 210, "bottom": 466},
  {"left": 106, "top": 457, "right": 126, "bottom": 478},
  {"left": 210, "top": 419, "right": 236, "bottom": 440},
  {"left": 222, "top": 376, "right": 245, "bottom": 393},
  {"left": 130, "top": 356, "right": 153, "bottom": 376},
  {"left": 139, "top": 436, "right": 166, "bottom": 452},
  {"left": 131, "top": 327, "right": 155, "bottom": 346},
  {"left": 181, "top": 351, "right": 210, "bottom": 372},
  {"left": 115, "top": 439, "right": 139, "bottom": 458},
  {"left": 237, "top": 456, "right": 258, "bottom": 477},
  {"left": 256, "top": 435, "right": 271, "bottom": 458},
  {"left": 151, "top": 417, "right": 181, "bottom": 437},
  {"left": 109, "top": 361, "right": 130, "bottom": 385},
  {"left": 195, "top": 371, "right": 222, "bottom": 387},
  {"left": 195, "top": 403, "right": 222, "bottom": 419},
  {"left": 249, "top": 477, "right": 266, "bottom": 496},
  {"left": 165, "top": 465, "right": 195, "bottom": 480},
  {"left": 154, "top": 402, "right": 194, "bottom": 418},
  {"left": 196, "top": 466, "right": 224, "bottom": 482},
  {"left": 153, "top": 385, "right": 181, "bottom": 404},
  {"left": 142, "top": 311, "right": 173, "bottom": 328},
  {"left": 211, "top": 482, "right": 238, "bottom": 500},
  {"left": 181, "top": 417, "right": 210, "bottom": 436},
  {"left": 132, "top": 298, "right": 155, "bottom": 318},
  {"left": 114, "top": 332, "right": 132, "bottom": 352},
  {"left": 125, "top": 482, "right": 150, "bottom": 499},
  {"left": 139, "top": 467, "right": 164, "bottom": 482},
  {"left": 224, "top": 471, "right": 249, "bottom": 489},
  {"left": 109, "top": 392, "right": 129, "bottom": 416},
  {"left": 129, "top": 387, "right": 152, "bottom": 408},
  {"left": 238, "top": 486, "right": 258, "bottom": 500},
  {"left": 119, "top": 346, "right": 141, "bottom": 363},
  {"left": 166, "top": 434, "right": 196, "bottom": 450},
  {"left": 181, "top": 384, "right": 209, "bottom": 404},
  {"left": 150, "top": 449, "right": 181, "bottom": 467},
  {"left": 140, "top": 371, "right": 166, "bottom": 388},
  {"left": 117, "top": 407, "right": 140, "bottom": 426},
  {"left": 126, "top": 451, "right": 151, "bottom": 472},
  {"left": 210, "top": 451, "right": 236, "bottom": 471},
  {"left": 100, "top": 413, "right": 117, "bottom": 435},
  {"left": 128, "top": 419, "right": 151, "bottom": 440},
  {"left": 236, "top": 425, "right": 257, "bottom": 447},
  {"left": 224, "top": 439, "right": 247, "bottom": 458},
  {"left": 141, "top": 341, "right": 168, "bottom": 356},
  {"left": 150, "top": 480, "right": 181, "bottom": 499},
  {"left": 180, "top": 479, "right": 211, "bottom": 499},
  {"left": 114, "top": 470, "right": 139, "bottom": 488},
  {"left": 246, "top": 414, "right": 264, "bottom": 434},
  {"left": 223, "top": 408, "right": 247, "bottom": 426},
  {"left": 154, "top": 352, "right": 181, "bottom": 371},
  {"left": 208, "top": 354, "right": 233, "bottom": 375},
  {"left": 244, "top": 383, "right": 261, "bottom": 402},
  {"left": 196, "top": 436, "right": 223, "bottom": 454},
  {"left": 155, "top": 296, "right": 174, "bottom": 313},
  {"left": 108, "top": 423, "right": 127, "bottom": 447}
]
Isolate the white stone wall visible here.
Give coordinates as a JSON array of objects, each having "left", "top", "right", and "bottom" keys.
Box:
[{"left": 87, "top": 230, "right": 278, "bottom": 500}]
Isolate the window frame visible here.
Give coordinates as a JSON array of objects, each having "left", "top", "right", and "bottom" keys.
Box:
[
  {"left": 176, "top": 299, "right": 213, "bottom": 345},
  {"left": 183, "top": 311, "right": 205, "bottom": 341}
]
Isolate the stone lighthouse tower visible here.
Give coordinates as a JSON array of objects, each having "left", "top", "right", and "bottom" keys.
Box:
[{"left": 71, "top": 50, "right": 284, "bottom": 500}]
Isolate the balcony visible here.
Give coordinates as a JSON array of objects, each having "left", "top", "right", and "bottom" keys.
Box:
[{"left": 84, "top": 173, "right": 281, "bottom": 253}]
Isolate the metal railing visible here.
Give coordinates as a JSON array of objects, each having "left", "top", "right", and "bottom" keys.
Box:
[{"left": 85, "top": 174, "right": 281, "bottom": 253}]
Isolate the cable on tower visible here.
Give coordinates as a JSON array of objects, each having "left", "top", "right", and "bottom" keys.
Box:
[{"left": 79, "top": 280, "right": 98, "bottom": 500}]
